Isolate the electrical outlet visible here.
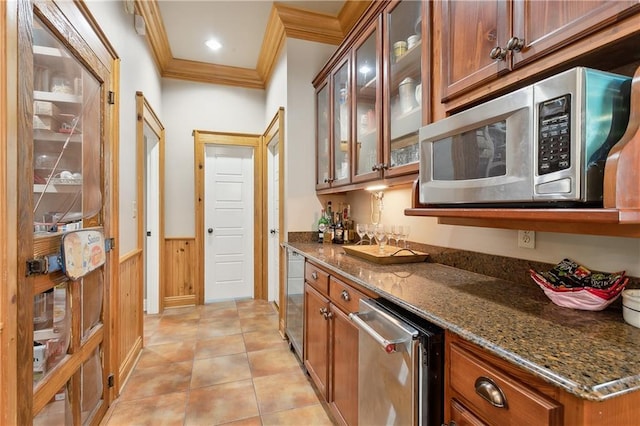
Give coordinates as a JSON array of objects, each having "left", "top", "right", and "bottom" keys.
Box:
[{"left": 518, "top": 230, "right": 535, "bottom": 249}]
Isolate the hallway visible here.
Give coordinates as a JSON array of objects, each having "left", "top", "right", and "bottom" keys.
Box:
[{"left": 102, "top": 299, "right": 335, "bottom": 425}]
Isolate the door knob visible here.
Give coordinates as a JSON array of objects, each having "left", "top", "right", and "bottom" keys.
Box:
[{"left": 207, "top": 228, "right": 213, "bottom": 234}]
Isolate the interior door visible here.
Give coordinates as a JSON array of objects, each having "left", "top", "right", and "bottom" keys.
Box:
[
  {"left": 268, "top": 137, "right": 280, "bottom": 304},
  {"left": 145, "top": 126, "right": 160, "bottom": 314},
  {"left": 204, "top": 145, "right": 255, "bottom": 302}
]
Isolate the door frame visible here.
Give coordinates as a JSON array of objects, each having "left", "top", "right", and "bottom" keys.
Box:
[
  {"left": 136, "top": 92, "right": 165, "bottom": 315},
  {"left": 262, "top": 108, "right": 285, "bottom": 330},
  {"left": 194, "top": 131, "right": 263, "bottom": 304}
]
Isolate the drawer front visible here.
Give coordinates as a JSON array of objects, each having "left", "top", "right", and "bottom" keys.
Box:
[
  {"left": 305, "top": 262, "right": 329, "bottom": 295},
  {"left": 449, "top": 343, "right": 562, "bottom": 426},
  {"left": 329, "top": 277, "right": 363, "bottom": 313}
]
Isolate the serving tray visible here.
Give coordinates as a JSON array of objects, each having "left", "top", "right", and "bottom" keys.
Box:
[{"left": 342, "top": 244, "right": 428, "bottom": 264}]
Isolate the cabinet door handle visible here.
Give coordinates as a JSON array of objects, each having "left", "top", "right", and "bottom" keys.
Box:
[
  {"left": 474, "top": 376, "right": 507, "bottom": 408},
  {"left": 489, "top": 46, "right": 507, "bottom": 60},
  {"left": 490, "top": 36, "right": 525, "bottom": 61},
  {"left": 311, "top": 271, "right": 318, "bottom": 280},
  {"left": 319, "top": 307, "right": 328, "bottom": 315},
  {"left": 506, "top": 36, "right": 525, "bottom": 52},
  {"left": 341, "top": 289, "right": 350, "bottom": 301}
]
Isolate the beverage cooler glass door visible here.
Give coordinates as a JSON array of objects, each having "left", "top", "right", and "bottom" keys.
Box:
[{"left": 285, "top": 249, "right": 305, "bottom": 360}]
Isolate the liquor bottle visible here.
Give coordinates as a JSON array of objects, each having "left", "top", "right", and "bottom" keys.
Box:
[
  {"left": 342, "top": 204, "right": 352, "bottom": 243},
  {"left": 333, "top": 212, "right": 344, "bottom": 244},
  {"left": 317, "top": 209, "right": 329, "bottom": 243}
]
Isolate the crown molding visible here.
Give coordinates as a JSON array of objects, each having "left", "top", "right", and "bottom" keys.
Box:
[{"left": 136, "top": 0, "right": 371, "bottom": 89}]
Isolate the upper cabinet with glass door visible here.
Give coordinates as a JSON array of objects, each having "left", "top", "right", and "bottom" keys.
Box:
[
  {"left": 313, "top": 0, "right": 427, "bottom": 193},
  {"left": 315, "top": 80, "right": 332, "bottom": 189},
  {"left": 384, "top": 0, "right": 425, "bottom": 177},
  {"left": 332, "top": 58, "right": 351, "bottom": 187},
  {"left": 353, "top": 23, "right": 381, "bottom": 183},
  {"left": 32, "top": 18, "right": 102, "bottom": 236}
]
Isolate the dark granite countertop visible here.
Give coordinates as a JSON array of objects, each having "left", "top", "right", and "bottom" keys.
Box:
[{"left": 284, "top": 242, "right": 640, "bottom": 402}]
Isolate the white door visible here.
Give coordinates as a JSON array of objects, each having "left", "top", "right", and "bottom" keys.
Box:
[
  {"left": 144, "top": 126, "right": 160, "bottom": 314},
  {"left": 267, "top": 139, "right": 279, "bottom": 304},
  {"left": 204, "top": 145, "right": 254, "bottom": 302}
]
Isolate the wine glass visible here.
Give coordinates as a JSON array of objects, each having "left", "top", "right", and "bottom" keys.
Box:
[
  {"left": 374, "top": 224, "right": 388, "bottom": 253},
  {"left": 356, "top": 223, "right": 366, "bottom": 245},
  {"left": 400, "top": 225, "right": 410, "bottom": 248},
  {"left": 391, "top": 225, "right": 402, "bottom": 247},
  {"left": 365, "top": 224, "right": 375, "bottom": 245}
]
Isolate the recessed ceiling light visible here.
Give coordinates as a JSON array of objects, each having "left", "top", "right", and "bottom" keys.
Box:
[{"left": 205, "top": 39, "right": 222, "bottom": 51}]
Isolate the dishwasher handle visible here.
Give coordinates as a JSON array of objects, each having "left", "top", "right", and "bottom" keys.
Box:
[{"left": 349, "top": 311, "right": 410, "bottom": 354}]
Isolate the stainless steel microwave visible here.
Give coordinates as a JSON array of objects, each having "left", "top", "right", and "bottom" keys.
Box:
[{"left": 419, "top": 67, "right": 631, "bottom": 206}]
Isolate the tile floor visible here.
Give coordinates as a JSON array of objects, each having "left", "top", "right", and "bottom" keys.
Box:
[{"left": 101, "top": 299, "right": 335, "bottom": 425}]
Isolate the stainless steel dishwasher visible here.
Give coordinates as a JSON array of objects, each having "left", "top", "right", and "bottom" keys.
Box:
[{"left": 350, "top": 298, "right": 444, "bottom": 426}]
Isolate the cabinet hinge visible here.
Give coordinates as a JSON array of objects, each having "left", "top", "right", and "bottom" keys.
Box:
[
  {"left": 104, "top": 238, "right": 115, "bottom": 253},
  {"left": 26, "top": 255, "right": 62, "bottom": 276},
  {"left": 107, "top": 91, "right": 115, "bottom": 105},
  {"left": 107, "top": 374, "right": 114, "bottom": 388}
]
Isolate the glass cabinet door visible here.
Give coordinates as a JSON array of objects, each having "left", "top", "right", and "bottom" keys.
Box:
[
  {"left": 316, "top": 82, "right": 331, "bottom": 189},
  {"left": 354, "top": 24, "right": 381, "bottom": 182},
  {"left": 32, "top": 17, "right": 102, "bottom": 235},
  {"left": 332, "top": 59, "right": 351, "bottom": 185},
  {"left": 385, "top": 0, "right": 423, "bottom": 175}
]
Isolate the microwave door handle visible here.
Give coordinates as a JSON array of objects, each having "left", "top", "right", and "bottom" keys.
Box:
[{"left": 349, "top": 311, "right": 409, "bottom": 354}]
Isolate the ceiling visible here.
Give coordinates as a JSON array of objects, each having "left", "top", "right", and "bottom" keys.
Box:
[{"left": 136, "top": 0, "right": 371, "bottom": 89}]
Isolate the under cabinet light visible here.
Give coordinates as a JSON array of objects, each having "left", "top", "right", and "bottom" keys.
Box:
[{"left": 205, "top": 39, "right": 222, "bottom": 51}]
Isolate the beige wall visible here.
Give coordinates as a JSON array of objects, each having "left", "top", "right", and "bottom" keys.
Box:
[{"left": 343, "top": 186, "right": 640, "bottom": 277}]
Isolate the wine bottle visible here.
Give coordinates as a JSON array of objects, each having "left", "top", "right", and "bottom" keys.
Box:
[
  {"left": 333, "top": 212, "right": 344, "bottom": 244},
  {"left": 317, "top": 209, "right": 329, "bottom": 243}
]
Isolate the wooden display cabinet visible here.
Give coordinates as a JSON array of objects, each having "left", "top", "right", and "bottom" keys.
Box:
[
  {"left": 314, "top": 0, "right": 428, "bottom": 194},
  {"left": 7, "top": 0, "right": 118, "bottom": 424},
  {"left": 382, "top": 0, "right": 428, "bottom": 179}
]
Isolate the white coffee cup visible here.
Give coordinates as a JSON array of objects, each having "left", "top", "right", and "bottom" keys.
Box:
[
  {"left": 407, "top": 34, "right": 420, "bottom": 50},
  {"left": 60, "top": 170, "right": 73, "bottom": 179}
]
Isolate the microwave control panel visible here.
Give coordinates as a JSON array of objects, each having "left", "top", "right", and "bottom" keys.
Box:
[{"left": 538, "top": 95, "right": 571, "bottom": 175}]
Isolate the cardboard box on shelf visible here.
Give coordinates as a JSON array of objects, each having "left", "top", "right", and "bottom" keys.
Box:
[
  {"left": 33, "top": 115, "right": 60, "bottom": 131},
  {"left": 34, "top": 100, "right": 60, "bottom": 116}
]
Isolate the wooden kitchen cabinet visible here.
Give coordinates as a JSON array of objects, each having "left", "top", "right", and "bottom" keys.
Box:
[
  {"left": 304, "top": 283, "right": 330, "bottom": 399},
  {"left": 314, "top": 0, "right": 429, "bottom": 194},
  {"left": 303, "top": 261, "right": 375, "bottom": 425},
  {"left": 447, "top": 339, "right": 562, "bottom": 425},
  {"left": 445, "top": 331, "right": 640, "bottom": 426},
  {"left": 330, "top": 304, "right": 359, "bottom": 426},
  {"left": 9, "top": 0, "right": 118, "bottom": 424},
  {"left": 439, "top": 0, "right": 640, "bottom": 102}
]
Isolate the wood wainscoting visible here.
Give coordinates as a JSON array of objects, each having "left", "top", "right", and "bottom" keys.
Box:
[
  {"left": 117, "top": 249, "right": 144, "bottom": 392},
  {"left": 164, "top": 237, "right": 197, "bottom": 307}
]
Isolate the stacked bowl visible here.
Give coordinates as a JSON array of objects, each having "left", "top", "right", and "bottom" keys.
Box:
[{"left": 530, "top": 258, "right": 628, "bottom": 311}]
